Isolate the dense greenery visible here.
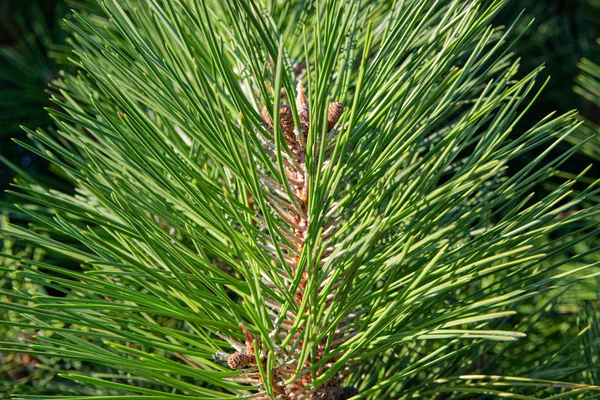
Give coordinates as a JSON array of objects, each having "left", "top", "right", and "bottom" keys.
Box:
[{"left": 1, "top": 1, "right": 600, "bottom": 399}]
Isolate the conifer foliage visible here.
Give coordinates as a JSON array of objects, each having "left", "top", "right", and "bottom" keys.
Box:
[{"left": 2, "top": 0, "right": 600, "bottom": 398}]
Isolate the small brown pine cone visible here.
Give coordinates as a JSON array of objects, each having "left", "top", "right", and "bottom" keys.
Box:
[
  {"left": 280, "top": 105, "right": 295, "bottom": 138},
  {"left": 280, "top": 105, "right": 301, "bottom": 158},
  {"left": 227, "top": 352, "right": 256, "bottom": 369},
  {"left": 327, "top": 102, "right": 344, "bottom": 132}
]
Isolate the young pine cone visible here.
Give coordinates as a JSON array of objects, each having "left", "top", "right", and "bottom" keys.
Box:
[
  {"left": 227, "top": 352, "right": 257, "bottom": 369},
  {"left": 327, "top": 102, "right": 344, "bottom": 132},
  {"left": 279, "top": 104, "right": 295, "bottom": 138}
]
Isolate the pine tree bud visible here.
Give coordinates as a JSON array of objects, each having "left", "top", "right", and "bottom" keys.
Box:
[
  {"left": 297, "top": 80, "right": 310, "bottom": 126},
  {"left": 327, "top": 102, "right": 344, "bottom": 132},
  {"left": 280, "top": 104, "right": 296, "bottom": 142}
]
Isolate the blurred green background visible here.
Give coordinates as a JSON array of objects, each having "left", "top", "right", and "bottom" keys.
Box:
[{"left": 0, "top": 1, "right": 69, "bottom": 198}]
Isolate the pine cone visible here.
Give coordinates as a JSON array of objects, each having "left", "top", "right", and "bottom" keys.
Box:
[
  {"left": 327, "top": 102, "right": 344, "bottom": 132},
  {"left": 227, "top": 352, "right": 257, "bottom": 369}
]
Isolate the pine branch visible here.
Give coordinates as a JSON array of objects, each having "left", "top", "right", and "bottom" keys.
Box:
[{"left": 1, "top": 1, "right": 600, "bottom": 399}]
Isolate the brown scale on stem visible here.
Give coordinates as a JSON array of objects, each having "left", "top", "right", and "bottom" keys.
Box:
[
  {"left": 297, "top": 81, "right": 310, "bottom": 143},
  {"left": 222, "top": 77, "right": 357, "bottom": 399}
]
